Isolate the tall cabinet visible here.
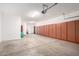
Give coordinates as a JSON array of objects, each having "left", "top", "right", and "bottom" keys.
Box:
[
  {"left": 67, "top": 21, "right": 75, "bottom": 42},
  {"left": 75, "top": 20, "right": 79, "bottom": 43}
]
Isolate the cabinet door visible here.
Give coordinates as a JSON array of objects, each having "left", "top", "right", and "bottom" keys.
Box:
[
  {"left": 44, "top": 25, "right": 47, "bottom": 36},
  {"left": 55, "top": 24, "right": 57, "bottom": 38},
  {"left": 53, "top": 24, "right": 56, "bottom": 38},
  {"left": 44, "top": 25, "right": 46, "bottom": 36},
  {"left": 46, "top": 25, "right": 49, "bottom": 36},
  {"left": 48, "top": 25, "right": 50, "bottom": 37},
  {"left": 42, "top": 26, "right": 44, "bottom": 35},
  {"left": 40, "top": 26, "right": 42, "bottom": 35},
  {"left": 40, "top": 26, "right": 43, "bottom": 35},
  {"left": 45, "top": 25, "right": 48, "bottom": 36},
  {"left": 61, "top": 23, "right": 67, "bottom": 40},
  {"left": 48, "top": 25, "right": 51, "bottom": 37},
  {"left": 49, "top": 24, "right": 53, "bottom": 37},
  {"left": 41, "top": 26, "right": 43, "bottom": 35},
  {"left": 38, "top": 26, "right": 40, "bottom": 35},
  {"left": 75, "top": 20, "right": 79, "bottom": 43},
  {"left": 55, "top": 24, "right": 61, "bottom": 39},
  {"left": 47, "top": 25, "right": 49, "bottom": 36},
  {"left": 67, "top": 21, "right": 75, "bottom": 42}
]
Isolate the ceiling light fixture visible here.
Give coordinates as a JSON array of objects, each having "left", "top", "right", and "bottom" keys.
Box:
[
  {"left": 28, "top": 11, "right": 41, "bottom": 18},
  {"left": 29, "top": 21, "right": 35, "bottom": 23}
]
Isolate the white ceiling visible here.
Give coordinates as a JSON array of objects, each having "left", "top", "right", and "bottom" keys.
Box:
[{"left": 0, "top": 3, "right": 79, "bottom": 22}]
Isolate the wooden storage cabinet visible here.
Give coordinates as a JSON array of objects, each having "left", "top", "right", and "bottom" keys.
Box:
[
  {"left": 42, "top": 26, "right": 44, "bottom": 36},
  {"left": 52, "top": 24, "right": 56, "bottom": 38},
  {"left": 44, "top": 25, "right": 46, "bottom": 36},
  {"left": 45, "top": 25, "right": 48, "bottom": 36},
  {"left": 43, "top": 26, "right": 45, "bottom": 36},
  {"left": 55, "top": 24, "right": 61, "bottom": 39},
  {"left": 61, "top": 23, "right": 67, "bottom": 40},
  {"left": 49, "top": 24, "right": 53, "bottom": 37},
  {"left": 35, "top": 20, "right": 79, "bottom": 44},
  {"left": 47, "top": 25, "right": 49, "bottom": 36},
  {"left": 75, "top": 20, "right": 79, "bottom": 43},
  {"left": 48, "top": 24, "right": 51, "bottom": 37},
  {"left": 67, "top": 21, "right": 75, "bottom": 42},
  {"left": 41, "top": 26, "right": 43, "bottom": 35},
  {"left": 38, "top": 27, "right": 40, "bottom": 34}
]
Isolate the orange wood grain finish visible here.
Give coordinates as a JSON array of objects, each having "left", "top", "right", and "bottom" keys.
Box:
[
  {"left": 75, "top": 20, "right": 79, "bottom": 43},
  {"left": 67, "top": 21, "right": 75, "bottom": 42},
  {"left": 55, "top": 24, "right": 61, "bottom": 39},
  {"left": 49, "top": 24, "right": 53, "bottom": 37},
  {"left": 61, "top": 23, "right": 67, "bottom": 40},
  {"left": 35, "top": 20, "right": 79, "bottom": 44},
  {"left": 52, "top": 24, "right": 56, "bottom": 38}
]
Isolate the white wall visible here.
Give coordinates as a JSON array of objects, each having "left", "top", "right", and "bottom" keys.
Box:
[
  {"left": 27, "top": 23, "right": 35, "bottom": 34},
  {"left": 36, "top": 10, "right": 79, "bottom": 26},
  {"left": 21, "top": 21, "right": 36, "bottom": 34},
  {"left": 2, "top": 14, "right": 21, "bottom": 41}
]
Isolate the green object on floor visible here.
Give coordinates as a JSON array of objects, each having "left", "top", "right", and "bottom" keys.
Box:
[{"left": 21, "top": 32, "right": 24, "bottom": 38}]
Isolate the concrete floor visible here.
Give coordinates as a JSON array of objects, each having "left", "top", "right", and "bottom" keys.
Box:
[{"left": 0, "top": 34, "right": 79, "bottom": 56}]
